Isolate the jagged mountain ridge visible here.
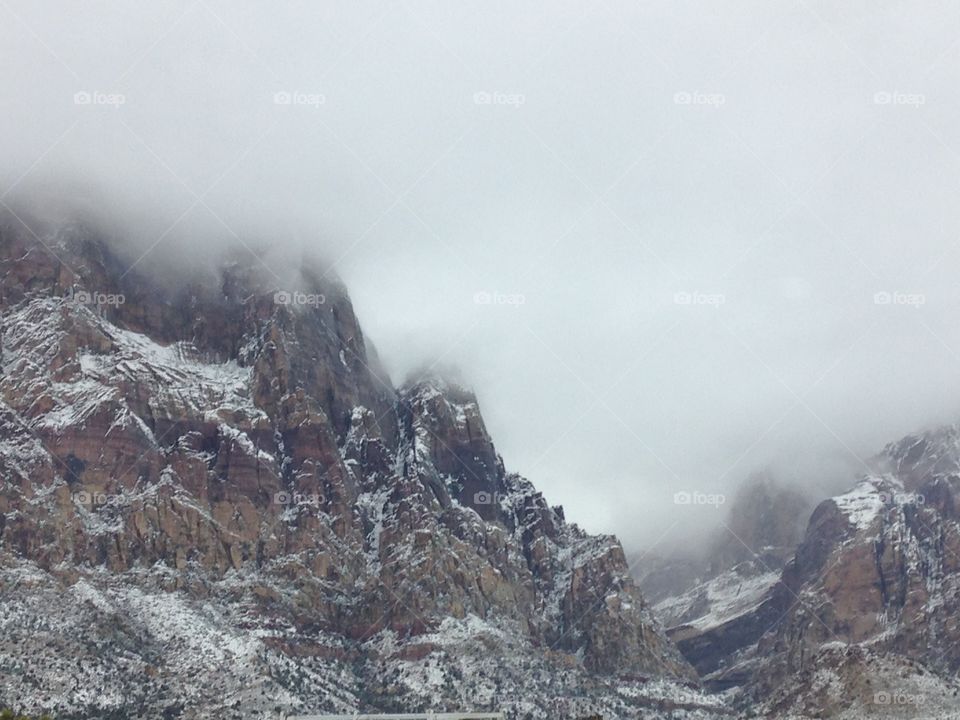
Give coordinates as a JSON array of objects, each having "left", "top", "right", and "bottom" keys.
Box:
[
  {"left": 0, "top": 217, "right": 707, "bottom": 719},
  {"left": 640, "top": 475, "right": 813, "bottom": 687},
  {"left": 746, "top": 426, "right": 960, "bottom": 717},
  {"left": 638, "top": 429, "right": 960, "bottom": 717}
]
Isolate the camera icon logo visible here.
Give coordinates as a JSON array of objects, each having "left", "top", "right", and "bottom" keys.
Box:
[{"left": 473, "top": 491, "right": 496, "bottom": 505}]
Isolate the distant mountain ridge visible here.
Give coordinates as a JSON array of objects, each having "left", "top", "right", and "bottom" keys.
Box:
[
  {"left": 640, "top": 437, "right": 960, "bottom": 718},
  {"left": 638, "top": 474, "right": 813, "bottom": 687}
]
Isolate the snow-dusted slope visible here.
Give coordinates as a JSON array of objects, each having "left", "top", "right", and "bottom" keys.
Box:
[
  {"left": 656, "top": 567, "right": 782, "bottom": 634},
  {"left": 0, "top": 220, "right": 709, "bottom": 719},
  {"left": 637, "top": 475, "right": 809, "bottom": 688},
  {"left": 641, "top": 446, "right": 960, "bottom": 716},
  {"left": 743, "top": 432, "right": 960, "bottom": 716}
]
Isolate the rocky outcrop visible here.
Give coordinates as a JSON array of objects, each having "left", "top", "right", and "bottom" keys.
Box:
[
  {"left": 707, "top": 472, "right": 811, "bottom": 575},
  {"left": 639, "top": 474, "right": 811, "bottom": 686},
  {"left": 0, "top": 216, "right": 701, "bottom": 719},
  {"left": 725, "top": 427, "right": 960, "bottom": 716}
]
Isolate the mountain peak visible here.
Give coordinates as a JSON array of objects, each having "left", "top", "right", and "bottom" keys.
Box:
[{"left": 0, "top": 218, "right": 700, "bottom": 718}]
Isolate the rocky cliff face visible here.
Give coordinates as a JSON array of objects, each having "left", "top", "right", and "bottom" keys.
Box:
[
  {"left": 642, "top": 425, "right": 960, "bottom": 717},
  {"left": 639, "top": 475, "right": 811, "bottom": 687},
  {"left": 707, "top": 473, "right": 811, "bottom": 576},
  {"left": 637, "top": 444, "right": 960, "bottom": 720},
  {"left": 0, "top": 217, "right": 706, "bottom": 720},
  {"left": 746, "top": 428, "right": 960, "bottom": 716}
]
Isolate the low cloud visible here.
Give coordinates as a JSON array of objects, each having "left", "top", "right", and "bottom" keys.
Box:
[{"left": 3, "top": 0, "right": 960, "bottom": 551}]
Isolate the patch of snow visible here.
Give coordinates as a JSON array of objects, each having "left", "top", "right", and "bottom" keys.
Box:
[{"left": 834, "top": 480, "right": 885, "bottom": 531}]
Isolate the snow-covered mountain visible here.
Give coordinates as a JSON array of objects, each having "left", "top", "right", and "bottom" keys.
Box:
[
  {"left": 6, "top": 212, "right": 960, "bottom": 719},
  {"left": 639, "top": 436, "right": 960, "bottom": 718},
  {"left": 746, "top": 428, "right": 960, "bottom": 717},
  {"left": 0, "top": 216, "right": 718, "bottom": 719},
  {"left": 637, "top": 474, "right": 812, "bottom": 690}
]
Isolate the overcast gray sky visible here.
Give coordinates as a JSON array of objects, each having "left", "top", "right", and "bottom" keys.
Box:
[{"left": 3, "top": 0, "right": 960, "bottom": 551}]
